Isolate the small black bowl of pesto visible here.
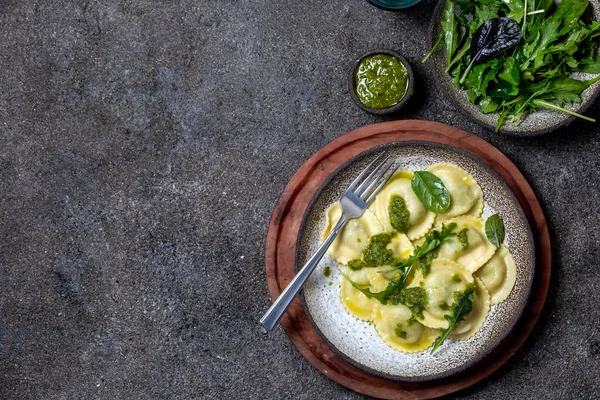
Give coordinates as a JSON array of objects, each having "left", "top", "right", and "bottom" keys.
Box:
[{"left": 350, "top": 49, "right": 414, "bottom": 115}]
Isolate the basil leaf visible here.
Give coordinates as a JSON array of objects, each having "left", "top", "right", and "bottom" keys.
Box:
[
  {"left": 411, "top": 171, "right": 451, "bottom": 213},
  {"left": 485, "top": 214, "right": 505, "bottom": 246}
]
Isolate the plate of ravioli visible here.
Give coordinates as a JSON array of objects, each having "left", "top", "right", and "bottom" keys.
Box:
[{"left": 296, "top": 142, "right": 535, "bottom": 381}]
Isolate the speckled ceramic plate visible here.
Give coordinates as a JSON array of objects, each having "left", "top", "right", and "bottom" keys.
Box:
[
  {"left": 429, "top": 0, "right": 600, "bottom": 136},
  {"left": 297, "top": 142, "right": 535, "bottom": 381}
]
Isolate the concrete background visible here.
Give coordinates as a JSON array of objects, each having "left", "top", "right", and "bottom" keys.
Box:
[{"left": 0, "top": 0, "right": 599, "bottom": 398}]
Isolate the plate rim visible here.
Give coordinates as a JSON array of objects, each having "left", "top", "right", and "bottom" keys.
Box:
[
  {"left": 263, "top": 120, "right": 551, "bottom": 399},
  {"left": 427, "top": 0, "right": 600, "bottom": 136},
  {"left": 296, "top": 140, "right": 536, "bottom": 382}
]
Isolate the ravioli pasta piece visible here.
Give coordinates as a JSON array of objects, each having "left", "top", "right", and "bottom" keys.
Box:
[
  {"left": 373, "top": 304, "right": 440, "bottom": 353},
  {"left": 370, "top": 170, "right": 435, "bottom": 240},
  {"left": 389, "top": 233, "right": 415, "bottom": 262},
  {"left": 321, "top": 202, "right": 383, "bottom": 264},
  {"left": 426, "top": 163, "right": 483, "bottom": 218},
  {"left": 340, "top": 270, "right": 381, "bottom": 321},
  {"left": 366, "top": 235, "right": 414, "bottom": 291},
  {"left": 419, "top": 258, "right": 474, "bottom": 329},
  {"left": 435, "top": 195, "right": 484, "bottom": 226},
  {"left": 449, "top": 277, "right": 491, "bottom": 340},
  {"left": 475, "top": 245, "right": 516, "bottom": 305},
  {"left": 436, "top": 215, "right": 497, "bottom": 273},
  {"left": 344, "top": 267, "right": 370, "bottom": 286}
]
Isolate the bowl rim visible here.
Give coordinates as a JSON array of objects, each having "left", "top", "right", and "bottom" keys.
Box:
[
  {"left": 365, "top": 0, "right": 425, "bottom": 11},
  {"left": 349, "top": 49, "right": 415, "bottom": 115}
]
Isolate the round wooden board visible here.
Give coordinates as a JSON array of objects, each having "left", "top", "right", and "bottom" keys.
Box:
[{"left": 264, "top": 120, "right": 551, "bottom": 399}]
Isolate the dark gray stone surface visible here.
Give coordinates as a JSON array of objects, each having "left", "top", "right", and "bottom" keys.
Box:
[{"left": 0, "top": 0, "right": 598, "bottom": 398}]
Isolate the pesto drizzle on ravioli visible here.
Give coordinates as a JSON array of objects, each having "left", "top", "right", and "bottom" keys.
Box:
[
  {"left": 457, "top": 228, "right": 469, "bottom": 250},
  {"left": 388, "top": 195, "right": 410, "bottom": 233},
  {"left": 346, "top": 233, "right": 395, "bottom": 270}
]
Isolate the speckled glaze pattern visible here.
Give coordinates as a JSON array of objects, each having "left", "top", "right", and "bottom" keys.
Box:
[
  {"left": 297, "top": 143, "right": 535, "bottom": 381},
  {"left": 429, "top": 0, "right": 600, "bottom": 136}
]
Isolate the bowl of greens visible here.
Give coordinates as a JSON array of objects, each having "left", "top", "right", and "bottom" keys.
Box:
[{"left": 424, "top": 0, "right": 600, "bottom": 135}]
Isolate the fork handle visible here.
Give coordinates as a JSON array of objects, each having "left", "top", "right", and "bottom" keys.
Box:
[{"left": 260, "top": 216, "right": 348, "bottom": 331}]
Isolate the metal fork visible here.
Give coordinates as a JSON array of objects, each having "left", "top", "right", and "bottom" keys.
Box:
[{"left": 260, "top": 153, "right": 396, "bottom": 331}]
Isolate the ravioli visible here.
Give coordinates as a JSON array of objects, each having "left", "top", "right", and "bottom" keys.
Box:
[
  {"left": 436, "top": 215, "right": 497, "bottom": 273},
  {"left": 366, "top": 235, "right": 414, "bottom": 290},
  {"left": 427, "top": 163, "right": 483, "bottom": 219},
  {"left": 475, "top": 245, "right": 517, "bottom": 305},
  {"left": 373, "top": 304, "right": 440, "bottom": 353},
  {"left": 321, "top": 202, "right": 384, "bottom": 264},
  {"left": 435, "top": 195, "right": 484, "bottom": 226},
  {"left": 449, "top": 277, "right": 491, "bottom": 340},
  {"left": 340, "top": 269, "right": 381, "bottom": 321},
  {"left": 419, "top": 258, "right": 474, "bottom": 329},
  {"left": 370, "top": 170, "right": 435, "bottom": 240}
]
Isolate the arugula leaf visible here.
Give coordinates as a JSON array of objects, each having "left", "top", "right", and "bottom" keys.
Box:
[
  {"left": 504, "top": 0, "right": 525, "bottom": 23},
  {"left": 498, "top": 56, "right": 520, "bottom": 86},
  {"left": 430, "top": 283, "right": 476, "bottom": 354},
  {"left": 484, "top": 214, "right": 505, "bottom": 246},
  {"left": 442, "top": 0, "right": 458, "bottom": 66},
  {"left": 579, "top": 57, "right": 600, "bottom": 73},
  {"left": 423, "top": 34, "right": 445, "bottom": 64},
  {"left": 411, "top": 171, "right": 451, "bottom": 213},
  {"left": 385, "top": 223, "right": 458, "bottom": 284},
  {"left": 339, "top": 269, "right": 404, "bottom": 304}
]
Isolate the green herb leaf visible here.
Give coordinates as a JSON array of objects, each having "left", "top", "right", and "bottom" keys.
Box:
[
  {"left": 411, "top": 171, "right": 451, "bottom": 213},
  {"left": 339, "top": 269, "right": 404, "bottom": 304},
  {"left": 430, "top": 283, "right": 476, "bottom": 354},
  {"left": 485, "top": 214, "right": 505, "bottom": 246},
  {"left": 442, "top": 0, "right": 458, "bottom": 66},
  {"left": 384, "top": 223, "right": 458, "bottom": 285}
]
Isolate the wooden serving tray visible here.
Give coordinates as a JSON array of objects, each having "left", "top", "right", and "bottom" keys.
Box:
[{"left": 264, "top": 120, "right": 551, "bottom": 399}]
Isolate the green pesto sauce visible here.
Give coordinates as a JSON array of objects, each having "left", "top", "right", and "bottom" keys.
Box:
[
  {"left": 416, "top": 249, "right": 438, "bottom": 277},
  {"left": 357, "top": 238, "right": 362, "bottom": 243},
  {"left": 354, "top": 54, "right": 409, "bottom": 109},
  {"left": 347, "top": 233, "right": 394, "bottom": 270},
  {"left": 457, "top": 228, "right": 469, "bottom": 250},
  {"left": 439, "top": 301, "right": 451, "bottom": 311},
  {"left": 328, "top": 281, "right": 333, "bottom": 286},
  {"left": 388, "top": 195, "right": 411, "bottom": 233},
  {"left": 347, "top": 259, "right": 364, "bottom": 271},
  {"left": 451, "top": 274, "right": 462, "bottom": 283},
  {"left": 323, "top": 266, "right": 331, "bottom": 277},
  {"left": 394, "top": 323, "right": 408, "bottom": 339},
  {"left": 388, "top": 286, "right": 428, "bottom": 320},
  {"left": 362, "top": 233, "right": 394, "bottom": 267}
]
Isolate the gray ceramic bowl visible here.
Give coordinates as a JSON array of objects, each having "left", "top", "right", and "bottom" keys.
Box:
[
  {"left": 429, "top": 0, "right": 600, "bottom": 136},
  {"left": 349, "top": 49, "right": 415, "bottom": 115},
  {"left": 297, "top": 143, "right": 535, "bottom": 381}
]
